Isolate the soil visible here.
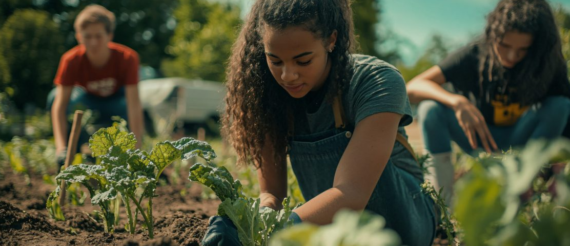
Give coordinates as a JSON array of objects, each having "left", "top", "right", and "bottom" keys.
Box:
[{"left": 0, "top": 171, "right": 219, "bottom": 246}]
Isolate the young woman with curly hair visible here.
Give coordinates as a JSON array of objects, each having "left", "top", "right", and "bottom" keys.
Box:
[
  {"left": 407, "top": 0, "right": 570, "bottom": 208},
  {"left": 201, "top": 0, "right": 436, "bottom": 245}
]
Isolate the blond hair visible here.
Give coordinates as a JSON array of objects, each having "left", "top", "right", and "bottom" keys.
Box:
[{"left": 74, "top": 4, "right": 115, "bottom": 33}]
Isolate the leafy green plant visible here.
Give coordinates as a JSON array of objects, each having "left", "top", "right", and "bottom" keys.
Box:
[
  {"left": 421, "top": 181, "right": 458, "bottom": 244},
  {"left": 209, "top": 154, "right": 305, "bottom": 209},
  {"left": 269, "top": 209, "right": 401, "bottom": 246},
  {"left": 189, "top": 162, "right": 297, "bottom": 246},
  {"left": 454, "top": 139, "right": 570, "bottom": 245},
  {"left": 3, "top": 137, "right": 58, "bottom": 185},
  {"left": 47, "top": 122, "right": 216, "bottom": 238}
]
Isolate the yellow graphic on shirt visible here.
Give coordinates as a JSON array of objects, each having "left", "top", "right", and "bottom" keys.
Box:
[{"left": 491, "top": 95, "right": 529, "bottom": 126}]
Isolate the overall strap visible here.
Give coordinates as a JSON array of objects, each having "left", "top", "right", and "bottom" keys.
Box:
[{"left": 332, "top": 94, "right": 418, "bottom": 163}]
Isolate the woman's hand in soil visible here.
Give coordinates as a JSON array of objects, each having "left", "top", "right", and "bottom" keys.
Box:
[
  {"left": 451, "top": 95, "right": 498, "bottom": 153},
  {"left": 202, "top": 216, "right": 241, "bottom": 246}
]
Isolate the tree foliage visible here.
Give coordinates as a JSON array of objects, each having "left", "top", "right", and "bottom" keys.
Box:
[
  {"left": 0, "top": 9, "right": 64, "bottom": 109},
  {"left": 161, "top": 0, "right": 241, "bottom": 82},
  {"left": 397, "top": 34, "right": 452, "bottom": 82},
  {"left": 352, "top": 0, "right": 400, "bottom": 62}
]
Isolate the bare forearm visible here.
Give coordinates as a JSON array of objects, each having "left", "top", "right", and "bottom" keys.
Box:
[
  {"left": 51, "top": 105, "right": 68, "bottom": 151},
  {"left": 407, "top": 79, "right": 462, "bottom": 108},
  {"left": 294, "top": 185, "right": 367, "bottom": 225}
]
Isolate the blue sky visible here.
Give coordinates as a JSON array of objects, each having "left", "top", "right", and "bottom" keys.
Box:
[{"left": 238, "top": 0, "right": 570, "bottom": 65}]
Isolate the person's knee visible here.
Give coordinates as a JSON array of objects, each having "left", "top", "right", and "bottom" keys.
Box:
[
  {"left": 538, "top": 96, "right": 570, "bottom": 121},
  {"left": 417, "top": 100, "right": 448, "bottom": 129}
]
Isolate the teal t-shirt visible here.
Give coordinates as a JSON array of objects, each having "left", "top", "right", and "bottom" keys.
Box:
[{"left": 293, "top": 54, "right": 422, "bottom": 181}]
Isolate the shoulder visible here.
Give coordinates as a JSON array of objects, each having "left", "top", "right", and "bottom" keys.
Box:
[
  {"left": 350, "top": 54, "right": 404, "bottom": 87},
  {"left": 352, "top": 54, "right": 399, "bottom": 73},
  {"left": 60, "top": 45, "right": 85, "bottom": 65},
  {"left": 346, "top": 55, "right": 412, "bottom": 126},
  {"left": 109, "top": 42, "right": 139, "bottom": 62},
  {"left": 440, "top": 40, "right": 482, "bottom": 66}
]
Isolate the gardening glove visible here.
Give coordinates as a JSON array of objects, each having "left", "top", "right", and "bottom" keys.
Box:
[
  {"left": 56, "top": 148, "right": 67, "bottom": 171},
  {"left": 202, "top": 216, "right": 241, "bottom": 246},
  {"left": 287, "top": 211, "right": 302, "bottom": 225}
]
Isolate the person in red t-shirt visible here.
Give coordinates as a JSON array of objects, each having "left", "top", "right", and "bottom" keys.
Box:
[{"left": 47, "top": 4, "right": 143, "bottom": 167}]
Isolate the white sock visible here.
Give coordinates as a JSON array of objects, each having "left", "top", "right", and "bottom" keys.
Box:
[{"left": 425, "top": 152, "right": 454, "bottom": 209}]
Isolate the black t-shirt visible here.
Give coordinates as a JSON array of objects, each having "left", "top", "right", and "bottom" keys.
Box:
[{"left": 438, "top": 42, "right": 570, "bottom": 126}]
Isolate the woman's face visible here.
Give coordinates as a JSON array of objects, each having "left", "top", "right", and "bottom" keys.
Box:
[
  {"left": 262, "top": 25, "right": 336, "bottom": 98},
  {"left": 493, "top": 31, "right": 533, "bottom": 68}
]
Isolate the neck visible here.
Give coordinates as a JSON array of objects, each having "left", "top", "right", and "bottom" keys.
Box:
[{"left": 86, "top": 45, "right": 111, "bottom": 68}]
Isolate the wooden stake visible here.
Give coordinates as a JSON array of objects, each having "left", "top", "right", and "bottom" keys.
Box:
[{"left": 59, "top": 110, "right": 84, "bottom": 207}]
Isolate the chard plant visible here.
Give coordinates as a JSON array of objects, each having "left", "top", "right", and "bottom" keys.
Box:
[
  {"left": 47, "top": 121, "right": 216, "bottom": 238},
  {"left": 189, "top": 162, "right": 297, "bottom": 246}
]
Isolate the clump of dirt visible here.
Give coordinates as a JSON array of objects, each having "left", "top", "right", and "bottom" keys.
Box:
[
  {"left": 64, "top": 209, "right": 104, "bottom": 232},
  {"left": 0, "top": 201, "right": 64, "bottom": 233},
  {"left": 0, "top": 171, "right": 218, "bottom": 245},
  {"left": 0, "top": 182, "right": 16, "bottom": 197},
  {"left": 154, "top": 211, "right": 208, "bottom": 246}
]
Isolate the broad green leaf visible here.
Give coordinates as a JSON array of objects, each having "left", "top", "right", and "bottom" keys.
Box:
[
  {"left": 46, "top": 186, "right": 65, "bottom": 221},
  {"left": 149, "top": 142, "right": 181, "bottom": 177},
  {"left": 171, "top": 137, "right": 217, "bottom": 161},
  {"left": 92, "top": 187, "right": 118, "bottom": 205},
  {"left": 56, "top": 164, "right": 105, "bottom": 184},
  {"left": 188, "top": 163, "right": 243, "bottom": 201},
  {"left": 259, "top": 198, "right": 296, "bottom": 241},
  {"left": 219, "top": 198, "right": 260, "bottom": 246},
  {"left": 89, "top": 125, "right": 136, "bottom": 156},
  {"left": 104, "top": 166, "right": 134, "bottom": 188},
  {"left": 126, "top": 149, "right": 152, "bottom": 172},
  {"left": 98, "top": 146, "right": 130, "bottom": 168},
  {"left": 455, "top": 164, "right": 505, "bottom": 246}
]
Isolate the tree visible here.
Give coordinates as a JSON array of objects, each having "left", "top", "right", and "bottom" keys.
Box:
[
  {"left": 161, "top": 0, "right": 241, "bottom": 82},
  {"left": 0, "top": 53, "right": 9, "bottom": 90},
  {"left": 397, "top": 34, "right": 452, "bottom": 82},
  {"left": 1, "top": 0, "right": 179, "bottom": 69},
  {"left": 0, "top": 9, "right": 64, "bottom": 110},
  {"left": 352, "top": 0, "right": 400, "bottom": 63},
  {"left": 554, "top": 6, "right": 570, "bottom": 78}
]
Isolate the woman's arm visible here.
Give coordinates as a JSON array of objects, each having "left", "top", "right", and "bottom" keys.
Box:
[
  {"left": 406, "top": 66, "right": 464, "bottom": 107},
  {"left": 293, "top": 112, "right": 400, "bottom": 225},
  {"left": 125, "top": 84, "right": 144, "bottom": 149},
  {"left": 256, "top": 135, "right": 288, "bottom": 210},
  {"left": 407, "top": 66, "right": 497, "bottom": 152}
]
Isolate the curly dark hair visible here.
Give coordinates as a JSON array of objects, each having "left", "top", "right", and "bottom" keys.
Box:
[
  {"left": 222, "top": 0, "right": 356, "bottom": 167},
  {"left": 478, "top": 0, "right": 566, "bottom": 105}
]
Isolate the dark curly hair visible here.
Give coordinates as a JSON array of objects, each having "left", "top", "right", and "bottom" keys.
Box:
[
  {"left": 479, "top": 0, "right": 566, "bottom": 105},
  {"left": 222, "top": 0, "right": 356, "bottom": 167}
]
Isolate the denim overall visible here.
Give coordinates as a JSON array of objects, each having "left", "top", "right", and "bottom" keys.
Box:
[{"left": 288, "top": 97, "right": 436, "bottom": 246}]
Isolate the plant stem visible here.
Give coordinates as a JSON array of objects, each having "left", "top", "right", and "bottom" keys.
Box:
[
  {"left": 129, "top": 195, "right": 153, "bottom": 238},
  {"left": 124, "top": 196, "right": 136, "bottom": 234}
]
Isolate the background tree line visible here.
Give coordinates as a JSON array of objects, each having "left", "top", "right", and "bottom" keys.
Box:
[{"left": 0, "top": 0, "right": 568, "bottom": 112}]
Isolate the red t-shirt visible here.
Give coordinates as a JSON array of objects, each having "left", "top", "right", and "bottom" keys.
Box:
[{"left": 54, "top": 42, "right": 139, "bottom": 97}]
